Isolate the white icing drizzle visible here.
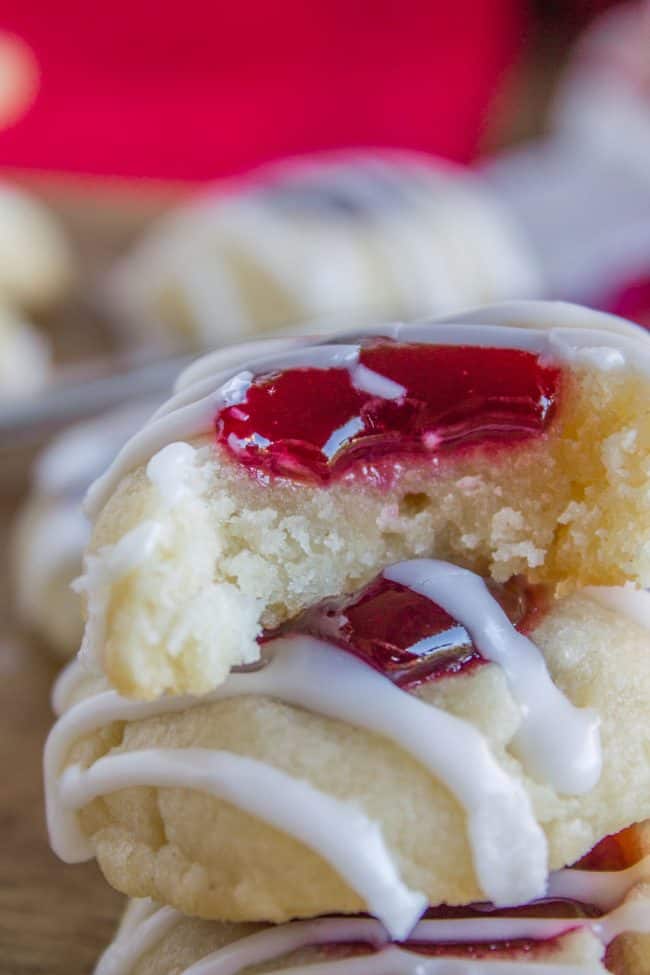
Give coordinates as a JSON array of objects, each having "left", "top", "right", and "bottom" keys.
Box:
[
  {"left": 186, "top": 902, "right": 650, "bottom": 974},
  {"left": 46, "top": 635, "right": 547, "bottom": 908},
  {"left": 594, "top": 898, "right": 650, "bottom": 944},
  {"left": 84, "top": 301, "right": 650, "bottom": 519},
  {"left": 113, "top": 898, "right": 161, "bottom": 938},
  {"left": 94, "top": 894, "right": 650, "bottom": 975},
  {"left": 51, "top": 657, "right": 85, "bottom": 716},
  {"left": 95, "top": 903, "right": 181, "bottom": 975},
  {"left": 182, "top": 917, "right": 573, "bottom": 975},
  {"left": 384, "top": 561, "right": 602, "bottom": 796},
  {"left": 549, "top": 856, "right": 650, "bottom": 911},
  {"left": 152, "top": 344, "right": 360, "bottom": 421},
  {"left": 51, "top": 561, "right": 650, "bottom": 944},
  {"left": 350, "top": 363, "right": 406, "bottom": 399},
  {"left": 57, "top": 748, "right": 425, "bottom": 941},
  {"left": 176, "top": 338, "right": 305, "bottom": 393},
  {"left": 584, "top": 586, "right": 650, "bottom": 633},
  {"left": 190, "top": 953, "right": 604, "bottom": 975}
]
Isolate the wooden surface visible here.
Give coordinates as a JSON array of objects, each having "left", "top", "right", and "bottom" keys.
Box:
[{"left": 0, "top": 486, "right": 122, "bottom": 975}]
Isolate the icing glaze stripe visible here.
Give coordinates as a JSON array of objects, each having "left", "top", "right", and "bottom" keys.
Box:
[
  {"left": 51, "top": 656, "right": 93, "bottom": 716},
  {"left": 46, "top": 634, "right": 548, "bottom": 909},
  {"left": 95, "top": 904, "right": 181, "bottom": 975},
  {"left": 548, "top": 856, "right": 650, "bottom": 910},
  {"left": 183, "top": 920, "right": 562, "bottom": 975},
  {"left": 176, "top": 299, "right": 639, "bottom": 392},
  {"left": 385, "top": 561, "right": 602, "bottom": 795},
  {"left": 56, "top": 748, "right": 426, "bottom": 941},
  {"left": 584, "top": 587, "right": 650, "bottom": 633},
  {"left": 94, "top": 898, "right": 650, "bottom": 975},
  {"left": 185, "top": 903, "right": 650, "bottom": 975},
  {"left": 197, "top": 953, "right": 603, "bottom": 975}
]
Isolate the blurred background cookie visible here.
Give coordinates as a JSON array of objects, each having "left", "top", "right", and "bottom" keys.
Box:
[
  {"left": 0, "top": 181, "right": 74, "bottom": 312},
  {"left": 0, "top": 303, "right": 50, "bottom": 401},
  {"left": 105, "top": 152, "right": 541, "bottom": 351},
  {"left": 12, "top": 400, "right": 158, "bottom": 658}
]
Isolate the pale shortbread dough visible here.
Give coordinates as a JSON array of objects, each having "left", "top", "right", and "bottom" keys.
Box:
[
  {"left": 59, "top": 594, "right": 650, "bottom": 923},
  {"left": 86, "top": 358, "right": 650, "bottom": 698}
]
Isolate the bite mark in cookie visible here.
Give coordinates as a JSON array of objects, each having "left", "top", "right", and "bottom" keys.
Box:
[{"left": 78, "top": 303, "right": 650, "bottom": 699}]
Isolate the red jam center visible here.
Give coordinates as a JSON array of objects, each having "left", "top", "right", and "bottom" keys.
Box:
[
  {"left": 401, "top": 937, "right": 561, "bottom": 959},
  {"left": 216, "top": 342, "right": 561, "bottom": 484},
  {"left": 321, "top": 901, "right": 593, "bottom": 961},
  {"left": 323, "top": 938, "right": 563, "bottom": 960},
  {"left": 574, "top": 824, "right": 644, "bottom": 872},
  {"left": 271, "top": 573, "right": 545, "bottom": 690}
]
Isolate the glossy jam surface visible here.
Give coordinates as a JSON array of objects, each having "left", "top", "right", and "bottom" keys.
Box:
[
  {"left": 274, "top": 573, "right": 545, "bottom": 690},
  {"left": 575, "top": 824, "right": 644, "bottom": 872},
  {"left": 216, "top": 342, "right": 561, "bottom": 484}
]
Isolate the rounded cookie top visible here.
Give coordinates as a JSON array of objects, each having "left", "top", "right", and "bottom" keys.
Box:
[{"left": 47, "top": 583, "right": 650, "bottom": 928}]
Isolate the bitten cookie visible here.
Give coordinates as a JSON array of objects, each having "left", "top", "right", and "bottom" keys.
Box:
[{"left": 77, "top": 301, "right": 650, "bottom": 699}]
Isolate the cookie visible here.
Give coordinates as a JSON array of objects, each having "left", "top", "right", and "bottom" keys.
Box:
[
  {"left": 0, "top": 182, "right": 73, "bottom": 310},
  {"left": 77, "top": 301, "right": 650, "bottom": 698},
  {"left": 0, "top": 302, "right": 50, "bottom": 401},
  {"left": 13, "top": 402, "right": 157, "bottom": 656},
  {"left": 105, "top": 152, "right": 540, "bottom": 351},
  {"left": 46, "top": 581, "right": 650, "bottom": 929}
]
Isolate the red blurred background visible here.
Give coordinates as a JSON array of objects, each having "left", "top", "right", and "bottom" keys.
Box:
[{"left": 0, "top": 0, "right": 624, "bottom": 182}]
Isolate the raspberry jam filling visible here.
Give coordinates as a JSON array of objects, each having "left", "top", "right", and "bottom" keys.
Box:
[
  {"left": 575, "top": 824, "right": 645, "bottom": 872},
  {"left": 216, "top": 342, "right": 561, "bottom": 484},
  {"left": 322, "top": 938, "right": 564, "bottom": 960},
  {"left": 320, "top": 901, "right": 593, "bottom": 961},
  {"left": 400, "top": 937, "right": 561, "bottom": 959},
  {"left": 270, "top": 573, "right": 546, "bottom": 689}
]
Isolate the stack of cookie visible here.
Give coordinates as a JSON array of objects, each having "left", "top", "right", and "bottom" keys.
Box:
[{"left": 46, "top": 300, "right": 650, "bottom": 974}]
